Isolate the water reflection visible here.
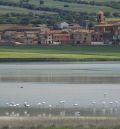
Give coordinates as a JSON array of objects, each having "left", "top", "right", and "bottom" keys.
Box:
[
  {"left": 0, "top": 62, "right": 120, "bottom": 83},
  {"left": 0, "top": 83, "right": 120, "bottom": 107},
  {"left": 0, "top": 62, "right": 120, "bottom": 108}
]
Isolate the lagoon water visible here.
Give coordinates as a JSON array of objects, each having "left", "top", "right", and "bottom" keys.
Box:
[{"left": 0, "top": 62, "right": 120, "bottom": 108}]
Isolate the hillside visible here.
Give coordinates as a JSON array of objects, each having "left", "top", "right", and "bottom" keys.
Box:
[
  {"left": 0, "top": 0, "right": 119, "bottom": 25},
  {"left": 0, "top": 0, "right": 119, "bottom": 13}
]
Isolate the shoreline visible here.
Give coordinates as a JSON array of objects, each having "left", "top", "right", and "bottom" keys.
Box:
[
  {"left": 0, "top": 45, "right": 120, "bottom": 62},
  {"left": 0, "top": 45, "right": 119, "bottom": 62},
  {"left": 0, "top": 76, "right": 120, "bottom": 83},
  {"left": 0, "top": 58, "right": 120, "bottom": 62}
]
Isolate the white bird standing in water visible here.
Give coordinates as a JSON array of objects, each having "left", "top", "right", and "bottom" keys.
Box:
[{"left": 24, "top": 102, "right": 30, "bottom": 108}]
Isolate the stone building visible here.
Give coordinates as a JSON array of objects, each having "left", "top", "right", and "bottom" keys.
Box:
[
  {"left": 53, "top": 33, "right": 71, "bottom": 44},
  {"left": 95, "top": 11, "right": 120, "bottom": 44},
  {"left": 73, "top": 29, "right": 93, "bottom": 44}
]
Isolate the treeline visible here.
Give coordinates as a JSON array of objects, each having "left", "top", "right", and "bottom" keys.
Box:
[
  {"left": 0, "top": 0, "right": 118, "bottom": 17},
  {"left": 0, "top": 0, "right": 91, "bottom": 16},
  {"left": 54, "top": 0, "right": 120, "bottom": 9},
  {"left": 0, "top": 0, "right": 44, "bottom": 8},
  {"left": 0, "top": 12, "right": 91, "bottom": 26},
  {"left": 0, "top": 13, "right": 59, "bottom": 25},
  {"left": 0, "top": 0, "right": 67, "bottom": 14}
]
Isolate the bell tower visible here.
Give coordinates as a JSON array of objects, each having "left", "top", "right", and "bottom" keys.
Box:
[{"left": 97, "top": 11, "right": 106, "bottom": 24}]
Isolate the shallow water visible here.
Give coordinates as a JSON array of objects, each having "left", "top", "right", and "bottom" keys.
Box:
[
  {"left": 0, "top": 62, "right": 120, "bottom": 108},
  {"left": 1, "top": 83, "right": 120, "bottom": 108}
]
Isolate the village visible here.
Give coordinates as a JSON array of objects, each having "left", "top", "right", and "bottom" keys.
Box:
[{"left": 0, "top": 11, "right": 120, "bottom": 46}]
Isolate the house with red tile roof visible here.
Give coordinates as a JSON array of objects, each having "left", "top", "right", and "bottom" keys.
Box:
[{"left": 53, "top": 33, "right": 71, "bottom": 44}]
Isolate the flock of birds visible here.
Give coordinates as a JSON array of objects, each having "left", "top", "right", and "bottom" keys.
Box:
[
  {"left": 6, "top": 102, "right": 30, "bottom": 108},
  {"left": 5, "top": 92, "right": 120, "bottom": 108},
  {"left": 5, "top": 101, "right": 66, "bottom": 108},
  {"left": 3, "top": 92, "right": 120, "bottom": 117},
  {"left": 5, "top": 100, "right": 120, "bottom": 110}
]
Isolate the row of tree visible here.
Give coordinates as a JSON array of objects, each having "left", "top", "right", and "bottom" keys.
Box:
[
  {"left": 0, "top": 11, "right": 94, "bottom": 27},
  {"left": 0, "top": 0, "right": 119, "bottom": 18},
  {"left": 0, "top": 0, "right": 44, "bottom": 8},
  {"left": 19, "top": 0, "right": 44, "bottom": 6},
  {"left": 54, "top": 0, "right": 120, "bottom": 9}
]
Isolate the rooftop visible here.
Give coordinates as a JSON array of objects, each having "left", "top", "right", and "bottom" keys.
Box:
[{"left": 73, "top": 29, "right": 94, "bottom": 33}]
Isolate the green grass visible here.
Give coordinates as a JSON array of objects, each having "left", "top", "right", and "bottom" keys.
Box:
[
  {"left": 0, "top": 5, "right": 56, "bottom": 15},
  {"left": 83, "top": 0, "right": 120, "bottom": 2},
  {"left": 106, "top": 17, "right": 120, "bottom": 21},
  {"left": 0, "top": 0, "right": 118, "bottom": 13},
  {"left": 46, "top": 127, "right": 70, "bottom": 129},
  {"left": 0, "top": 45, "right": 120, "bottom": 61},
  {"left": 38, "top": 0, "right": 114, "bottom": 13}
]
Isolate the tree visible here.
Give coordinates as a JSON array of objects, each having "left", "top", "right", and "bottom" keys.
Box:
[
  {"left": 20, "top": 17, "right": 29, "bottom": 25},
  {"left": 88, "top": 22, "right": 94, "bottom": 30},
  {"left": 64, "top": 4, "right": 69, "bottom": 7},
  {"left": 40, "top": 0, "right": 44, "bottom": 5},
  {"left": 19, "top": 0, "right": 29, "bottom": 6},
  {"left": 19, "top": 0, "right": 23, "bottom": 6}
]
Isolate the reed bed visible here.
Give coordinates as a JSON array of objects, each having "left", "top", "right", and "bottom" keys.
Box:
[
  {"left": 0, "top": 116, "right": 120, "bottom": 129},
  {"left": 1, "top": 107, "right": 120, "bottom": 129}
]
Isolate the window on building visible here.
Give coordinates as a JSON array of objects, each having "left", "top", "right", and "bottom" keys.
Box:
[
  {"left": 77, "top": 41, "right": 80, "bottom": 44},
  {"left": 48, "top": 41, "right": 51, "bottom": 44},
  {"left": 38, "top": 41, "right": 41, "bottom": 44}
]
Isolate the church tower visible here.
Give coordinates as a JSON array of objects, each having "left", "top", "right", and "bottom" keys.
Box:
[{"left": 97, "top": 11, "right": 106, "bottom": 24}]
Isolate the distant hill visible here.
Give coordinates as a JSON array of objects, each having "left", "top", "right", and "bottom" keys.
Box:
[
  {"left": 0, "top": 0, "right": 119, "bottom": 13},
  {"left": 0, "top": 0, "right": 119, "bottom": 25}
]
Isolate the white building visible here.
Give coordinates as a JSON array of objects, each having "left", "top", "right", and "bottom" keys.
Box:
[
  {"left": 46, "top": 33, "right": 53, "bottom": 44},
  {"left": 54, "top": 22, "right": 69, "bottom": 29}
]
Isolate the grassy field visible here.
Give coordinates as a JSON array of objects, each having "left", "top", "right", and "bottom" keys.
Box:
[
  {"left": 83, "top": 0, "right": 120, "bottom": 2},
  {"left": 0, "top": 45, "right": 120, "bottom": 61},
  {"left": 0, "top": 0, "right": 118, "bottom": 13},
  {"left": 106, "top": 17, "right": 120, "bottom": 21},
  {"left": 0, "top": 5, "right": 56, "bottom": 15},
  {"left": 30, "top": 0, "right": 114, "bottom": 13}
]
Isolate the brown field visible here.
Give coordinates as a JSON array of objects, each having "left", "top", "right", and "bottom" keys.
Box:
[
  {"left": 0, "top": 116, "right": 120, "bottom": 128},
  {"left": 0, "top": 107, "right": 120, "bottom": 128}
]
